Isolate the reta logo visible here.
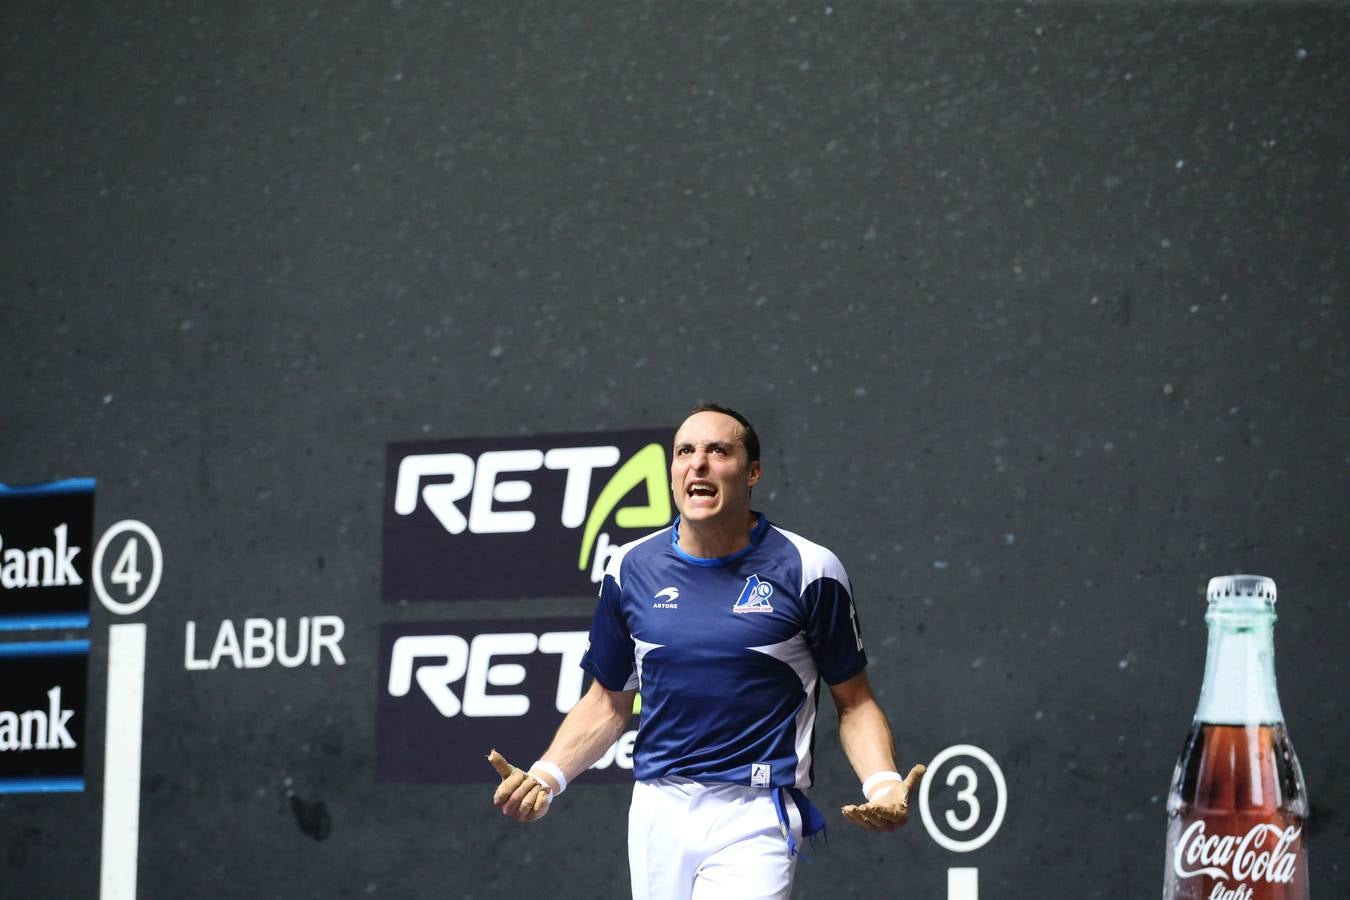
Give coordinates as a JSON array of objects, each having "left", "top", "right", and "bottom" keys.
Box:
[
  {"left": 0, "top": 687, "right": 77, "bottom": 751},
  {"left": 376, "top": 617, "right": 636, "bottom": 784},
  {"left": 0, "top": 525, "right": 82, "bottom": 589},
  {"left": 387, "top": 631, "right": 589, "bottom": 718},
  {"left": 392, "top": 442, "right": 669, "bottom": 578}
]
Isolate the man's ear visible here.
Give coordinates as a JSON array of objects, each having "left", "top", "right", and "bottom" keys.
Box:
[{"left": 746, "top": 460, "right": 762, "bottom": 489}]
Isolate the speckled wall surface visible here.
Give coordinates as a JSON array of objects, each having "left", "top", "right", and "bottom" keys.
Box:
[{"left": 2, "top": 1, "right": 1347, "bottom": 897}]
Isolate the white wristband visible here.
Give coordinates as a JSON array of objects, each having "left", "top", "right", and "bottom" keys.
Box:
[
  {"left": 531, "top": 760, "right": 568, "bottom": 795},
  {"left": 861, "top": 770, "right": 903, "bottom": 802}
]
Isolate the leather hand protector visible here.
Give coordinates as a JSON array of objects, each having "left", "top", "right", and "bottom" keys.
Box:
[
  {"left": 488, "top": 749, "right": 552, "bottom": 822},
  {"left": 841, "top": 763, "right": 926, "bottom": 832}
]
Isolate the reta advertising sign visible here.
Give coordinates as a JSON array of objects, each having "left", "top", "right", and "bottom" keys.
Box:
[
  {"left": 376, "top": 618, "right": 637, "bottom": 785},
  {"left": 383, "top": 430, "right": 672, "bottom": 601}
]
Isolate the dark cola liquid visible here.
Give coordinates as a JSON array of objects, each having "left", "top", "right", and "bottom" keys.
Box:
[{"left": 1163, "top": 723, "right": 1309, "bottom": 900}]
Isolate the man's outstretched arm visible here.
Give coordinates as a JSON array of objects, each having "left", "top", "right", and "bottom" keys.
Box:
[
  {"left": 491, "top": 678, "right": 635, "bottom": 822},
  {"left": 829, "top": 670, "right": 925, "bottom": 832}
]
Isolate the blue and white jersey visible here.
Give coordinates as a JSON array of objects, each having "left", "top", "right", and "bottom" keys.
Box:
[{"left": 581, "top": 513, "right": 867, "bottom": 790}]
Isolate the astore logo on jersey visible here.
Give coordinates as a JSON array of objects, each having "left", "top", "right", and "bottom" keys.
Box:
[
  {"left": 383, "top": 429, "right": 672, "bottom": 601},
  {"left": 653, "top": 587, "right": 680, "bottom": 609},
  {"left": 733, "top": 575, "right": 774, "bottom": 613}
]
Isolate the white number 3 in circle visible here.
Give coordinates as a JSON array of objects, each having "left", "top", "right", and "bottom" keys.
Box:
[{"left": 944, "top": 765, "right": 981, "bottom": 832}]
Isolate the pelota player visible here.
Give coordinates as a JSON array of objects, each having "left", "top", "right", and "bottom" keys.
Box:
[{"left": 490, "top": 404, "right": 924, "bottom": 899}]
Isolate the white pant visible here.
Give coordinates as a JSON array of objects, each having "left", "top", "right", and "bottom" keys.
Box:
[{"left": 628, "top": 779, "right": 803, "bottom": 900}]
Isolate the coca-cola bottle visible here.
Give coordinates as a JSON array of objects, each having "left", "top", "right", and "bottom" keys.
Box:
[{"left": 1163, "top": 574, "right": 1310, "bottom": 899}]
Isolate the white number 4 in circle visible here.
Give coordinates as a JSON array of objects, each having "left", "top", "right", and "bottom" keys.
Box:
[
  {"left": 111, "top": 539, "right": 142, "bottom": 596},
  {"left": 93, "top": 520, "right": 163, "bottom": 616}
]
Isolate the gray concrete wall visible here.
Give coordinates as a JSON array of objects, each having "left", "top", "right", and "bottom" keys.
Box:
[{"left": 2, "top": 1, "right": 1346, "bottom": 896}]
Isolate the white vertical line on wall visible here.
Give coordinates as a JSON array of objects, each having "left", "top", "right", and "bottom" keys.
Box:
[
  {"left": 949, "top": 867, "right": 978, "bottom": 900},
  {"left": 100, "top": 623, "right": 146, "bottom": 900}
]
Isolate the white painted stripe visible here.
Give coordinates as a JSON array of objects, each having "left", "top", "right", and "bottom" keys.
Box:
[
  {"left": 949, "top": 867, "right": 978, "bottom": 900},
  {"left": 100, "top": 623, "right": 146, "bottom": 900}
]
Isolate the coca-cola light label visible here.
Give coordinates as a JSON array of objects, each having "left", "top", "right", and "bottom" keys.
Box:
[{"left": 1172, "top": 821, "right": 1301, "bottom": 888}]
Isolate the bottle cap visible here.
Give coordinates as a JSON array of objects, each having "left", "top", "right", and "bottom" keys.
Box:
[
  {"left": 1206, "top": 574, "right": 1277, "bottom": 602},
  {"left": 1206, "top": 574, "right": 1277, "bottom": 616}
]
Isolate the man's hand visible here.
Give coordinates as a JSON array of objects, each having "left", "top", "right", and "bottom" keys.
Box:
[
  {"left": 488, "top": 749, "right": 555, "bottom": 822},
  {"left": 841, "top": 764, "right": 926, "bottom": 832}
]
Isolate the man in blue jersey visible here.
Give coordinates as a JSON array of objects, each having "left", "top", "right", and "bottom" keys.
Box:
[{"left": 491, "top": 404, "right": 923, "bottom": 899}]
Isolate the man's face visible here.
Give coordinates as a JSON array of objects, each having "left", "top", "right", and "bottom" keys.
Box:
[{"left": 670, "top": 411, "right": 762, "bottom": 525}]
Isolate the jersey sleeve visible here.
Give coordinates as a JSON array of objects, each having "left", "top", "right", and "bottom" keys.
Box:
[
  {"left": 580, "top": 569, "right": 636, "bottom": 691},
  {"left": 803, "top": 573, "right": 868, "bottom": 685}
]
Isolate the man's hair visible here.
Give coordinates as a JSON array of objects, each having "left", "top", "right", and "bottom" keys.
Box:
[{"left": 686, "top": 403, "right": 761, "bottom": 463}]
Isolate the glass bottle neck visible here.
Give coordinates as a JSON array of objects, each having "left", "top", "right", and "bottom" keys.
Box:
[{"left": 1193, "top": 611, "right": 1285, "bottom": 725}]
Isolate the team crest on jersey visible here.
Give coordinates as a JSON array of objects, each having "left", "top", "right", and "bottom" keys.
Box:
[
  {"left": 653, "top": 586, "right": 680, "bottom": 609},
  {"left": 733, "top": 575, "right": 774, "bottom": 613}
]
